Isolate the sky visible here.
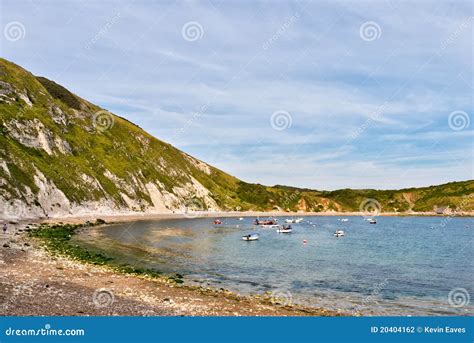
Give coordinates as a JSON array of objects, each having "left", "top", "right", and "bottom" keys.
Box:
[{"left": 1, "top": 0, "right": 473, "bottom": 190}]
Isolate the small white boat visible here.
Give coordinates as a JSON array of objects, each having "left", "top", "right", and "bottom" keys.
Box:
[
  {"left": 242, "top": 233, "right": 259, "bottom": 241},
  {"left": 334, "top": 230, "right": 345, "bottom": 237},
  {"left": 340, "top": 218, "right": 349, "bottom": 222},
  {"left": 238, "top": 217, "right": 244, "bottom": 221},
  {"left": 369, "top": 219, "right": 377, "bottom": 224},
  {"left": 277, "top": 225, "right": 292, "bottom": 233},
  {"left": 260, "top": 224, "right": 280, "bottom": 228},
  {"left": 285, "top": 217, "right": 303, "bottom": 224}
]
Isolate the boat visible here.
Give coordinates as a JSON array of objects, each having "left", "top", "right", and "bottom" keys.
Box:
[
  {"left": 242, "top": 233, "right": 259, "bottom": 241},
  {"left": 238, "top": 217, "right": 244, "bottom": 221},
  {"left": 261, "top": 223, "right": 280, "bottom": 228},
  {"left": 340, "top": 218, "right": 349, "bottom": 222},
  {"left": 254, "top": 218, "right": 278, "bottom": 225},
  {"left": 334, "top": 230, "right": 345, "bottom": 237},
  {"left": 214, "top": 219, "right": 222, "bottom": 225},
  {"left": 285, "top": 217, "right": 303, "bottom": 224},
  {"left": 277, "top": 225, "right": 292, "bottom": 233},
  {"left": 254, "top": 218, "right": 279, "bottom": 228},
  {"left": 369, "top": 219, "right": 377, "bottom": 224}
]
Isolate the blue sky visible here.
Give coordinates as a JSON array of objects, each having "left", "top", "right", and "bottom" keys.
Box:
[{"left": 1, "top": 0, "right": 473, "bottom": 190}]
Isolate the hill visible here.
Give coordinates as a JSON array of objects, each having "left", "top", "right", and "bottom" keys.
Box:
[{"left": 0, "top": 58, "right": 472, "bottom": 219}]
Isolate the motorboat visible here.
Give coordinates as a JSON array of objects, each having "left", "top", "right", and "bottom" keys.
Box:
[
  {"left": 214, "top": 219, "right": 222, "bottom": 225},
  {"left": 340, "top": 218, "right": 349, "bottom": 222},
  {"left": 369, "top": 219, "right": 377, "bottom": 224},
  {"left": 285, "top": 217, "right": 303, "bottom": 224},
  {"left": 254, "top": 218, "right": 279, "bottom": 228},
  {"left": 260, "top": 223, "right": 280, "bottom": 228},
  {"left": 334, "top": 230, "right": 345, "bottom": 237},
  {"left": 242, "top": 233, "right": 259, "bottom": 241},
  {"left": 277, "top": 225, "right": 292, "bottom": 233},
  {"left": 238, "top": 217, "right": 244, "bottom": 221}
]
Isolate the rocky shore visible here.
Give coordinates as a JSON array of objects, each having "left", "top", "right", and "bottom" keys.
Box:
[{"left": 0, "top": 221, "right": 341, "bottom": 317}]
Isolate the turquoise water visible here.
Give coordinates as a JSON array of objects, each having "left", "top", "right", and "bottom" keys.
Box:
[{"left": 74, "top": 216, "right": 473, "bottom": 315}]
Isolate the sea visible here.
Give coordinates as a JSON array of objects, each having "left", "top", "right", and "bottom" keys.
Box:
[{"left": 73, "top": 215, "right": 473, "bottom": 316}]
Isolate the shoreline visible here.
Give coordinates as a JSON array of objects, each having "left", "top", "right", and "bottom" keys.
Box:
[
  {"left": 2, "top": 217, "right": 471, "bottom": 317},
  {"left": 0, "top": 220, "right": 343, "bottom": 317},
  {"left": 14, "top": 210, "right": 473, "bottom": 226}
]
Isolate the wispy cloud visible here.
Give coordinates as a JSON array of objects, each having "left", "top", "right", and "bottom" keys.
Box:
[{"left": 1, "top": 0, "right": 472, "bottom": 189}]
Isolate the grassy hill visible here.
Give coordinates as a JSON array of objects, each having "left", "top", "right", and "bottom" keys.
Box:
[{"left": 0, "top": 58, "right": 472, "bottom": 219}]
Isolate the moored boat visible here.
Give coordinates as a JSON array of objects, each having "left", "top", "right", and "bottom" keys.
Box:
[
  {"left": 334, "top": 230, "right": 345, "bottom": 237},
  {"left": 260, "top": 224, "right": 280, "bottom": 228},
  {"left": 242, "top": 233, "right": 259, "bottom": 241},
  {"left": 369, "top": 219, "right": 377, "bottom": 224},
  {"left": 277, "top": 225, "right": 292, "bottom": 233},
  {"left": 214, "top": 219, "right": 222, "bottom": 225},
  {"left": 254, "top": 218, "right": 279, "bottom": 228},
  {"left": 285, "top": 217, "right": 303, "bottom": 223}
]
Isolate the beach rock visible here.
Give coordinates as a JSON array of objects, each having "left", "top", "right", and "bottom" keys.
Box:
[{"left": 162, "top": 298, "right": 175, "bottom": 305}]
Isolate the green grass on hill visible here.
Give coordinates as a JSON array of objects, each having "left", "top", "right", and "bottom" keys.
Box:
[{"left": 1, "top": 57, "right": 473, "bottom": 214}]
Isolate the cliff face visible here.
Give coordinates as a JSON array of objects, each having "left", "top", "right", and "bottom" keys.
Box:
[
  {"left": 0, "top": 58, "right": 234, "bottom": 219},
  {"left": 0, "top": 58, "right": 473, "bottom": 220}
]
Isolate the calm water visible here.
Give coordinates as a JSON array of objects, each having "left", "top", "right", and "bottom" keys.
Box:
[{"left": 74, "top": 216, "right": 473, "bottom": 315}]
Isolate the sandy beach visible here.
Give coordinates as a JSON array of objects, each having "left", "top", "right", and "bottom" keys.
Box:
[{"left": 0, "top": 220, "right": 341, "bottom": 317}]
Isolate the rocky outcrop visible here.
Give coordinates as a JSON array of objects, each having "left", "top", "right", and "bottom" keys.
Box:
[{"left": 4, "top": 119, "right": 72, "bottom": 156}]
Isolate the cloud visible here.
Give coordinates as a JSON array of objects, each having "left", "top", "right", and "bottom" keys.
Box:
[{"left": 1, "top": 0, "right": 472, "bottom": 189}]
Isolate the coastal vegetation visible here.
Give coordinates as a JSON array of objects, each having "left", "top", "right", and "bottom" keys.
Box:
[
  {"left": 28, "top": 221, "right": 183, "bottom": 283},
  {"left": 1, "top": 57, "right": 473, "bottom": 218}
]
